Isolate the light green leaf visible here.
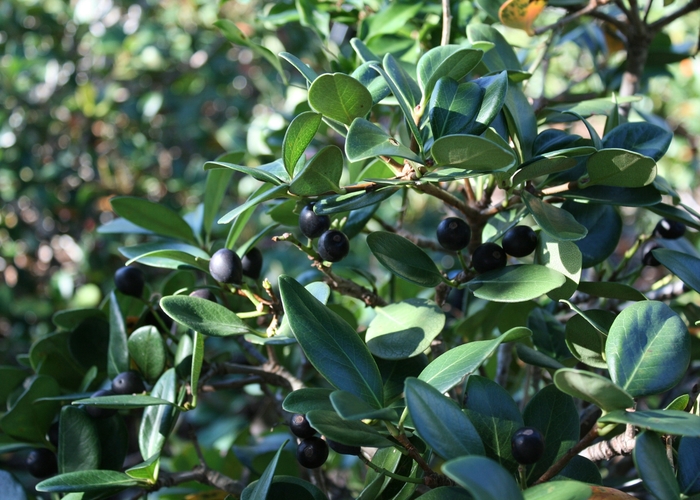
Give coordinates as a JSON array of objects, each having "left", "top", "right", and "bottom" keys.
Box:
[
  {"left": 218, "top": 184, "right": 288, "bottom": 225},
  {"left": 522, "top": 191, "right": 587, "bottom": 241},
  {"left": 204, "top": 158, "right": 289, "bottom": 185},
  {"left": 308, "top": 73, "right": 373, "bottom": 125},
  {"left": 283, "top": 111, "right": 322, "bottom": 176},
  {"left": 36, "top": 470, "right": 140, "bottom": 493},
  {"left": 127, "top": 326, "right": 166, "bottom": 383},
  {"left": 553, "top": 369, "right": 634, "bottom": 412},
  {"left": 581, "top": 149, "right": 656, "bottom": 188},
  {"left": 107, "top": 293, "right": 129, "bottom": 379},
  {"left": 431, "top": 134, "right": 516, "bottom": 171},
  {"left": 467, "top": 265, "right": 567, "bottom": 303},
  {"left": 139, "top": 369, "right": 178, "bottom": 461},
  {"left": 290, "top": 145, "right": 343, "bottom": 195},
  {"left": 160, "top": 295, "right": 255, "bottom": 337},
  {"left": 345, "top": 118, "right": 422, "bottom": 163}
]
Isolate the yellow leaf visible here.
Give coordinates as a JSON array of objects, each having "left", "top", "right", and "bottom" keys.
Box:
[{"left": 498, "top": 0, "right": 547, "bottom": 35}]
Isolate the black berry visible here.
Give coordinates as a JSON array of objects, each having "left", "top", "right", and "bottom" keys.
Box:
[
  {"left": 327, "top": 439, "right": 360, "bottom": 456},
  {"left": 111, "top": 371, "right": 146, "bottom": 395},
  {"left": 654, "top": 218, "right": 686, "bottom": 239},
  {"left": 290, "top": 413, "right": 316, "bottom": 439},
  {"left": 114, "top": 266, "right": 144, "bottom": 298},
  {"left": 317, "top": 230, "right": 350, "bottom": 262},
  {"left": 241, "top": 247, "right": 263, "bottom": 280},
  {"left": 437, "top": 217, "right": 471, "bottom": 251},
  {"left": 511, "top": 427, "right": 545, "bottom": 465},
  {"left": 26, "top": 448, "right": 58, "bottom": 478},
  {"left": 502, "top": 226, "right": 538, "bottom": 257},
  {"left": 299, "top": 204, "right": 331, "bottom": 239},
  {"left": 84, "top": 389, "right": 117, "bottom": 419},
  {"left": 209, "top": 248, "right": 243, "bottom": 284},
  {"left": 296, "top": 436, "right": 329, "bottom": 469},
  {"left": 471, "top": 243, "right": 507, "bottom": 273},
  {"left": 642, "top": 242, "right": 661, "bottom": 266},
  {"left": 47, "top": 421, "right": 59, "bottom": 448},
  {"left": 189, "top": 289, "right": 214, "bottom": 301}
]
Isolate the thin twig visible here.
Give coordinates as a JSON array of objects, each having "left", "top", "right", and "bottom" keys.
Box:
[
  {"left": 156, "top": 466, "right": 244, "bottom": 496},
  {"left": 648, "top": 0, "right": 700, "bottom": 32},
  {"left": 532, "top": 0, "right": 612, "bottom": 35},
  {"left": 415, "top": 182, "right": 481, "bottom": 219},
  {"left": 441, "top": 0, "right": 452, "bottom": 45},
  {"left": 534, "top": 425, "right": 600, "bottom": 484}
]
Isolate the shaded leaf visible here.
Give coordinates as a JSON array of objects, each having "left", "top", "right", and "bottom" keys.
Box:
[
  {"left": 58, "top": 406, "right": 100, "bottom": 473},
  {"left": 306, "top": 410, "right": 393, "bottom": 447},
  {"left": 581, "top": 149, "right": 656, "bottom": 188},
  {"left": 653, "top": 248, "right": 700, "bottom": 294},
  {"left": 599, "top": 409, "right": 700, "bottom": 437},
  {"left": 290, "top": 145, "right": 343, "bottom": 196},
  {"left": 443, "top": 456, "right": 524, "bottom": 500},
  {"left": 161, "top": 295, "right": 256, "bottom": 337},
  {"left": 553, "top": 368, "right": 634, "bottom": 411},
  {"left": 561, "top": 201, "right": 622, "bottom": 268},
  {"left": 603, "top": 122, "right": 672, "bottom": 162},
  {"left": 110, "top": 197, "right": 196, "bottom": 244},
  {"left": 139, "top": 369, "right": 178, "bottom": 461},
  {"left": 467, "top": 265, "right": 567, "bottom": 303},
  {"left": 366, "top": 232, "right": 443, "bottom": 287},
  {"left": 346, "top": 118, "right": 422, "bottom": 163},
  {"left": 283, "top": 112, "right": 322, "bottom": 176},
  {"left": 634, "top": 431, "right": 680, "bottom": 500},
  {"left": 522, "top": 191, "right": 587, "bottom": 241}
]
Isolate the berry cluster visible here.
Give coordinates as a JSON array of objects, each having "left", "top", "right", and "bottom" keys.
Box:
[
  {"left": 300, "top": 204, "right": 350, "bottom": 262},
  {"left": 290, "top": 413, "right": 359, "bottom": 469}
]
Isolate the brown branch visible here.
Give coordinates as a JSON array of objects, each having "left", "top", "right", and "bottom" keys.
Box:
[
  {"left": 539, "top": 181, "right": 579, "bottom": 196},
  {"left": 395, "top": 433, "right": 434, "bottom": 474},
  {"left": 156, "top": 465, "right": 244, "bottom": 496},
  {"left": 587, "top": 10, "right": 629, "bottom": 34},
  {"left": 414, "top": 182, "right": 481, "bottom": 219},
  {"left": 648, "top": 0, "right": 700, "bottom": 32},
  {"left": 441, "top": 0, "right": 452, "bottom": 45},
  {"left": 317, "top": 264, "right": 388, "bottom": 307},
  {"left": 200, "top": 361, "right": 304, "bottom": 392},
  {"left": 532, "top": 0, "right": 612, "bottom": 36},
  {"left": 579, "top": 424, "right": 636, "bottom": 462},
  {"left": 534, "top": 425, "right": 600, "bottom": 484}
]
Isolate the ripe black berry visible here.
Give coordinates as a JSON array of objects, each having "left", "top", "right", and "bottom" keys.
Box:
[
  {"left": 26, "top": 448, "right": 58, "bottom": 478},
  {"left": 437, "top": 217, "right": 471, "bottom": 251},
  {"left": 114, "top": 266, "right": 144, "bottom": 298},
  {"left": 299, "top": 204, "right": 331, "bottom": 239},
  {"left": 290, "top": 413, "right": 316, "bottom": 439},
  {"left": 84, "top": 389, "right": 117, "bottom": 419},
  {"left": 189, "top": 289, "right": 214, "bottom": 301},
  {"left": 296, "top": 436, "right": 329, "bottom": 469},
  {"left": 111, "top": 371, "right": 146, "bottom": 395},
  {"left": 654, "top": 218, "right": 686, "bottom": 239},
  {"left": 327, "top": 439, "right": 360, "bottom": 456},
  {"left": 642, "top": 242, "right": 661, "bottom": 266},
  {"left": 209, "top": 248, "right": 243, "bottom": 284},
  {"left": 241, "top": 247, "right": 263, "bottom": 280},
  {"left": 317, "top": 230, "right": 350, "bottom": 262},
  {"left": 471, "top": 243, "right": 507, "bottom": 273},
  {"left": 502, "top": 226, "right": 538, "bottom": 257},
  {"left": 511, "top": 427, "right": 545, "bottom": 465}
]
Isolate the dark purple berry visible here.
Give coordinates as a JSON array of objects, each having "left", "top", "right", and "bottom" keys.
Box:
[
  {"left": 241, "top": 247, "right": 263, "bottom": 280},
  {"left": 114, "top": 266, "right": 144, "bottom": 298},
  {"left": 296, "top": 436, "right": 329, "bottom": 469},
  {"left": 511, "top": 427, "right": 545, "bottom": 465},
  {"left": 209, "top": 248, "right": 243, "bottom": 284},
  {"left": 471, "top": 243, "right": 507, "bottom": 274},
  {"left": 642, "top": 242, "right": 661, "bottom": 266},
  {"left": 84, "top": 389, "right": 117, "bottom": 419},
  {"left": 111, "top": 371, "right": 146, "bottom": 395},
  {"left": 655, "top": 218, "right": 686, "bottom": 239},
  {"left": 327, "top": 439, "right": 361, "bottom": 456},
  {"left": 437, "top": 217, "right": 471, "bottom": 251},
  {"left": 189, "top": 289, "right": 214, "bottom": 301},
  {"left": 502, "top": 226, "right": 538, "bottom": 257},
  {"left": 290, "top": 413, "right": 316, "bottom": 439},
  {"left": 26, "top": 448, "right": 58, "bottom": 478},
  {"left": 299, "top": 204, "right": 331, "bottom": 239},
  {"left": 317, "top": 230, "right": 350, "bottom": 262}
]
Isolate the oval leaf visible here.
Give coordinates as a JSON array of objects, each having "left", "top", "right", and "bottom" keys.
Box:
[
  {"left": 290, "top": 145, "right": 343, "bottom": 196},
  {"left": 283, "top": 111, "right": 322, "bottom": 176},
  {"left": 431, "top": 134, "right": 516, "bottom": 171},
  {"left": 160, "top": 295, "right": 255, "bottom": 337},
  {"left": 417, "top": 46, "right": 484, "bottom": 105},
  {"left": 306, "top": 410, "right": 393, "bottom": 448},
  {"left": 653, "top": 248, "right": 700, "bottom": 294},
  {"left": 553, "top": 368, "right": 634, "bottom": 412},
  {"left": 561, "top": 201, "right": 622, "bottom": 268},
  {"left": 308, "top": 73, "right": 373, "bottom": 125},
  {"left": 582, "top": 149, "right": 656, "bottom": 188},
  {"left": 127, "top": 326, "right": 166, "bottom": 383},
  {"left": 603, "top": 122, "right": 672, "bottom": 162},
  {"left": 633, "top": 431, "right": 681, "bottom": 500},
  {"left": 110, "top": 196, "right": 196, "bottom": 244},
  {"left": 429, "top": 78, "right": 483, "bottom": 140},
  {"left": 345, "top": 118, "right": 422, "bottom": 163},
  {"left": 523, "top": 191, "right": 587, "bottom": 240},
  {"left": 282, "top": 388, "right": 335, "bottom": 414},
  {"left": 467, "top": 265, "right": 567, "bottom": 303},
  {"left": 58, "top": 406, "right": 100, "bottom": 473},
  {"left": 442, "top": 456, "right": 523, "bottom": 500},
  {"left": 598, "top": 409, "right": 700, "bottom": 437},
  {"left": 139, "top": 368, "right": 178, "bottom": 461},
  {"left": 366, "top": 232, "right": 443, "bottom": 287},
  {"left": 678, "top": 437, "right": 700, "bottom": 494}
]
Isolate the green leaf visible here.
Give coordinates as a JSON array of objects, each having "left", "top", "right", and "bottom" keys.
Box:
[
  {"left": 561, "top": 201, "right": 622, "bottom": 268},
  {"left": 190, "top": 331, "right": 204, "bottom": 409},
  {"left": 515, "top": 343, "right": 565, "bottom": 370},
  {"left": 35, "top": 470, "right": 139, "bottom": 493},
  {"left": 345, "top": 118, "right": 422, "bottom": 163},
  {"left": 127, "top": 326, "right": 166, "bottom": 383},
  {"left": 214, "top": 20, "right": 286, "bottom": 82},
  {"left": 73, "top": 395, "right": 176, "bottom": 408},
  {"left": 431, "top": 134, "right": 516, "bottom": 171},
  {"left": 93, "top": 415, "right": 129, "bottom": 471},
  {"left": 306, "top": 410, "right": 393, "bottom": 448},
  {"left": 417, "top": 45, "right": 483, "bottom": 106},
  {"left": 279, "top": 276, "right": 384, "bottom": 409},
  {"left": 553, "top": 368, "right": 634, "bottom": 411},
  {"left": 204, "top": 158, "right": 289, "bottom": 185},
  {"left": 139, "top": 368, "right": 178, "bottom": 461},
  {"left": 290, "top": 145, "right": 343, "bottom": 195},
  {"left": 316, "top": 187, "right": 398, "bottom": 215},
  {"left": 282, "top": 388, "right": 335, "bottom": 414},
  {"left": 523, "top": 481, "right": 593, "bottom": 500},
  {"left": 0, "top": 375, "right": 60, "bottom": 442},
  {"left": 561, "top": 184, "right": 662, "bottom": 206},
  {"left": 418, "top": 327, "right": 531, "bottom": 392},
  {"left": 308, "top": 73, "right": 373, "bottom": 125},
  {"left": 653, "top": 248, "right": 700, "bottom": 294},
  {"left": 523, "top": 385, "right": 580, "bottom": 483},
  {"left": 0, "top": 366, "right": 27, "bottom": 408},
  {"left": 110, "top": 196, "right": 197, "bottom": 244},
  {"left": 634, "top": 431, "right": 681, "bottom": 500},
  {"left": 522, "top": 191, "right": 587, "bottom": 241},
  {"left": 581, "top": 149, "right": 656, "bottom": 188},
  {"left": 107, "top": 293, "right": 129, "bottom": 380},
  {"left": 58, "top": 406, "right": 100, "bottom": 473},
  {"left": 606, "top": 301, "right": 690, "bottom": 397},
  {"left": 600, "top": 409, "right": 700, "bottom": 437},
  {"left": 429, "top": 78, "right": 483, "bottom": 140},
  {"left": 218, "top": 184, "right": 288, "bottom": 225},
  {"left": 504, "top": 86, "right": 537, "bottom": 161},
  {"left": 603, "top": 122, "right": 672, "bottom": 162},
  {"left": 647, "top": 202, "right": 700, "bottom": 231},
  {"left": 467, "top": 24, "right": 522, "bottom": 72},
  {"left": 366, "top": 232, "right": 443, "bottom": 288},
  {"left": 470, "top": 71, "right": 509, "bottom": 135},
  {"left": 29, "top": 331, "right": 86, "bottom": 388},
  {"left": 678, "top": 437, "right": 700, "bottom": 494},
  {"left": 203, "top": 165, "right": 235, "bottom": 239},
  {"left": 161, "top": 295, "right": 256, "bottom": 337},
  {"left": 245, "top": 439, "right": 288, "bottom": 500},
  {"left": 467, "top": 265, "right": 567, "bottom": 303},
  {"left": 351, "top": 62, "right": 391, "bottom": 104},
  {"left": 329, "top": 390, "right": 397, "bottom": 421},
  {"left": 243, "top": 475, "right": 328, "bottom": 500},
  {"left": 463, "top": 376, "right": 523, "bottom": 472},
  {"left": 442, "top": 456, "right": 524, "bottom": 500},
  {"left": 365, "top": 299, "right": 445, "bottom": 360},
  {"left": 575, "top": 281, "right": 646, "bottom": 301},
  {"left": 125, "top": 453, "right": 160, "bottom": 483},
  {"left": 279, "top": 52, "right": 318, "bottom": 84},
  {"left": 363, "top": 2, "right": 424, "bottom": 40},
  {"left": 125, "top": 249, "right": 209, "bottom": 273},
  {"left": 564, "top": 309, "right": 613, "bottom": 369},
  {"left": 534, "top": 235, "right": 581, "bottom": 300},
  {"left": 512, "top": 157, "right": 579, "bottom": 187},
  {"left": 405, "top": 377, "right": 484, "bottom": 460},
  {"left": 283, "top": 112, "right": 322, "bottom": 176},
  {"left": 52, "top": 308, "right": 106, "bottom": 331}
]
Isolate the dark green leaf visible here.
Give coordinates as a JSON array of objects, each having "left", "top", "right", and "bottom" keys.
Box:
[
  {"left": 504, "top": 86, "right": 537, "bottom": 161},
  {"left": 73, "top": 395, "right": 176, "bottom": 408},
  {"left": 316, "top": 187, "right": 398, "bottom": 215},
  {"left": 561, "top": 201, "right": 622, "bottom": 268},
  {"left": 414, "top": 486, "right": 471, "bottom": 499},
  {"left": 329, "top": 390, "right": 397, "bottom": 421},
  {"left": 467, "top": 265, "right": 567, "bottom": 303},
  {"left": 470, "top": 71, "right": 508, "bottom": 135},
  {"left": 599, "top": 409, "right": 700, "bottom": 436},
  {"left": 366, "top": 232, "right": 443, "bottom": 287},
  {"left": 366, "top": 299, "right": 445, "bottom": 360},
  {"left": 429, "top": 78, "right": 483, "bottom": 140},
  {"left": 553, "top": 369, "right": 634, "bottom": 411},
  {"left": 515, "top": 344, "right": 565, "bottom": 370},
  {"left": 565, "top": 309, "right": 613, "bottom": 369},
  {"left": 127, "top": 326, "right": 166, "bottom": 383},
  {"left": 204, "top": 158, "right": 289, "bottom": 185},
  {"left": 58, "top": 406, "right": 100, "bottom": 473},
  {"left": 279, "top": 52, "right": 318, "bottom": 83},
  {"left": 125, "top": 249, "right": 209, "bottom": 272},
  {"left": 161, "top": 295, "right": 256, "bottom": 337},
  {"left": 431, "top": 134, "right": 516, "bottom": 171},
  {"left": 581, "top": 149, "right": 656, "bottom": 188},
  {"left": 678, "top": 437, "right": 700, "bottom": 494},
  {"left": 190, "top": 331, "right": 204, "bottom": 409},
  {"left": 575, "top": 281, "right": 646, "bottom": 301},
  {"left": 634, "top": 431, "right": 680, "bottom": 500},
  {"left": 244, "top": 439, "right": 288, "bottom": 500},
  {"left": 0, "top": 470, "right": 27, "bottom": 500},
  {"left": 29, "top": 331, "right": 86, "bottom": 388},
  {"left": 560, "top": 184, "right": 662, "bottom": 206},
  {"left": 218, "top": 184, "right": 289, "bottom": 225},
  {"left": 467, "top": 24, "right": 522, "bottom": 72},
  {"left": 93, "top": 415, "right": 129, "bottom": 471},
  {"left": 290, "top": 145, "right": 343, "bottom": 195},
  {"left": 110, "top": 196, "right": 196, "bottom": 244},
  {"left": 555, "top": 456, "right": 602, "bottom": 486},
  {"left": 0, "top": 375, "right": 60, "bottom": 442},
  {"left": 35, "top": 470, "right": 139, "bottom": 493},
  {"left": 279, "top": 276, "right": 384, "bottom": 409},
  {"left": 0, "top": 367, "right": 27, "bottom": 409},
  {"left": 203, "top": 166, "right": 235, "bottom": 239},
  {"left": 522, "top": 191, "right": 587, "bottom": 241},
  {"left": 139, "top": 368, "right": 178, "bottom": 460},
  {"left": 647, "top": 202, "right": 700, "bottom": 231},
  {"left": 417, "top": 46, "right": 483, "bottom": 105},
  {"left": 346, "top": 118, "right": 422, "bottom": 163},
  {"left": 283, "top": 111, "right": 322, "bottom": 176},
  {"left": 442, "top": 455, "right": 524, "bottom": 500},
  {"left": 653, "top": 248, "right": 700, "bottom": 294},
  {"left": 308, "top": 73, "right": 373, "bottom": 125},
  {"left": 52, "top": 308, "right": 106, "bottom": 331},
  {"left": 282, "top": 388, "right": 335, "bottom": 414},
  {"left": 512, "top": 157, "right": 579, "bottom": 187},
  {"left": 108, "top": 294, "right": 129, "bottom": 380},
  {"left": 306, "top": 410, "right": 393, "bottom": 447},
  {"left": 606, "top": 301, "right": 690, "bottom": 397},
  {"left": 603, "top": 122, "right": 672, "bottom": 162},
  {"left": 527, "top": 307, "right": 571, "bottom": 361}
]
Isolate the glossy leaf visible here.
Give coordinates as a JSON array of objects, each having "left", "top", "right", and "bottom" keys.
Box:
[
  {"left": 653, "top": 248, "right": 700, "bottom": 294},
  {"left": 499, "top": 0, "right": 546, "bottom": 34},
  {"left": 429, "top": 78, "right": 483, "bottom": 140},
  {"left": 351, "top": 62, "right": 391, "bottom": 104},
  {"left": 35, "top": 470, "right": 139, "bottom": 493},
  {"left": 443, "top": 455, "right": 523, "bottom": 500},
  {"left": 366, "top": 232, "right": 443, "bottom": 287},
  {"left": 139, "top": 368, "right": 178, "bottom": 461},
  {"left": 554, "top": 369, "right": 634, "bottom": 411},
  {"left": 279, "top": 276, "right": 384, "bottom": 409},
  {"left": 204, "top": 158, "right": 289, "bottom": 185},
  {"left": 283, "top": 111, "right": 322, "bottom": 176},
  {"left": 290, "top": 145, "right": 343, "bottom": 196},
  {"left": 535, "top": 234, "right": 581, "bottom": 300},
  {"left": 329, "top": 390, "right": 397, "bottom": 421},
  {"left": 203, "top": 159, "right": 236, "bottom": 238},
  {"left": 110, "top": 196, "right": 196, "bottom": 244},
  {"left": 244, "top": 439, "right": 288, "bottom": 500},
  {"left": 417, "top": 45, "right": 483, "bottom": 105},
  {"left": 58, "top": 406, "right": 100, "bottom": 473},
  {"left": 504, "top": 86, "right": 537, "bottom": 161},
  {"left": 107, "top": 294, "right": 128, "bottom": 379},
  {"left": 561, "top": 184, "right": 662, "bottom": 206},
  {"left": 73, "top": 395, "right": 176, "bottom": 408},
  {"left": 523, "top": 481, "right": 593, "bottom": 500},
  {"left": 279, "top": 51, "right": 318, "bottom": 84},
  {"left": 522, "top": 191, "right": 587, "bottom": 241},
  {"left": 471, "top": 71, "right": 509, "bottom": 135},
  {"left": 345, "top": 118, "right": 422, "bottom": 163},
  {"left": 125, "top": 249, "right": 209, "bottom": 272},
  {"left": 125, "top": 453, "right": 160, "bottom": 483},
  {"left": 565, "top": 309, "right": 613, "bottom": 369},
  {"left": 599, "top": 409, "right": 700, "bottom": 437},
  {"left": 603, "top": 122, "right": 672, "bottom": 162},
  {"left": 634, "top": 431, "right": 680, "bottom": 500},
  {"left": 678, "top": 437, "right": 700, "bottom": 494},
  {"left": 282, "top": 388, "right": 335, "bottom": 414},
  {"left": 218, "top": 184, "right": 288, "bottom": 224},
  {"left": 419, "top": 327, "right": 531, "bottom": 392},
  {"left": 431, "top": 134, "right": 516, "bottom": 171},
  {"left": 606, "top": 301, "right": 690, "bottom": 397},
  {"left": 161, "top": 295, "right": 255, "bottom": 337},
  {"left": 306, "top": 410, "right": 393, "bottom": 447},
  {"left": 316, "top": 187, "right": 398, "bottom": 215},
  {"left": 127, "top": 326, "right": 166, "bottom": 383},
  {"left": 366, "top": 299, "right": 445, "bottom": 360},
  {"left": 308, "top": 73, "right": 372, "bottom": 125},
  {"left": 0, "top": 375, "right": 60, "bottom": 442},
  {"left": 562, "top": 201, "right": 622, "bottom": 268},
  {"left": 467, "top": 24, "right": 522, "bottom": 72},
  {"left": 467, "top": 265, "right": 567, "bottom": 303},
  {"left": 575, "top": 281, "right": 646, "bottom": 301},
  {"left": 581, "top": 149, "right": 656, "bottom": 188}
]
